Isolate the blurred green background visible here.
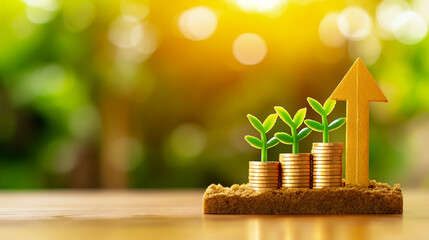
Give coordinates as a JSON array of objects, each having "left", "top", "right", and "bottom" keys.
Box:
[{"left": 0, "top": 0, "right": 428, "bottom": 189}]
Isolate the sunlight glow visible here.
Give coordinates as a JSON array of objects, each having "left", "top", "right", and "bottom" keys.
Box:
[
  {"left": 233, "top": 33, "right": 267, "bottom": 65},
  {"left": 235, "top": 0, "right": 286, "bottom": 13},
  {"left": 392, "top": 10, "right": 428, "bottom": 44},
  {"left": 348, "top": 35, "right": 382, "bottom": 65},
  {"left": 338, "top": 6, "right": 373, "bottom": 40},
  {"left": 178, "top": 7, "right": 217, "bottom": 41},
  {"left": 319, "top": 12, "right": 346, "bottom": 47}
]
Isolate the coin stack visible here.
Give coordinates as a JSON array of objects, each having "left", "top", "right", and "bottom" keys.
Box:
[
  {"left": 248, "top": 161, "right": 280, "bottom": 191},
  {"left": 311, "top": 143, "right": 344, "bottom": 188},
  {"left": 279, "top": 153, "right": 311, "bottom": 188}
]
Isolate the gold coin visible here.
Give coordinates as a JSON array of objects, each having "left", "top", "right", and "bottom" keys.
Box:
[
  {"left": 248, "top": 175, "right": 279, "bottom": 179},
  {"left": 313, "top": 179, "right": 342, "bottom": 183},
  {"left": 249, "top": 161, "right": 280, "bottom": 165},
  {"left": 312, "top": 163, "right": 342, "bottom": 167},
  {"left": 281, "top": 167, "right": 310, "bottom": 172},
  {"left": 249, "top": 165, "right": 280, "bottom": 172},
  {"left": 249, "top": 181, "right": 278, "bottom": 185},
  {"left": 313, "top": 181, "right": 342, "bottom": 185},
  {"left": 312, "top": 184, "right": 342, "bottom": 188},
  {"left": 281, "top": 172, "right": 310, "bottom": 176},
  {"left": 313, "top": 143, "right": 344, "bottom": 147},
  {"left": 249, "top": 169, "right": 278, "bottom": 172},
  {"left": 279, "top": 153, "right": 311, "bottom": 158},
  {"left": 279, "top": 159, "right": 310, "bottom": 162},
  {"left": 311, "top": 150, "right": 343, "bottom": 154},
  {"left": 248, "top": 177, "right": 279, "bottom": 181},
  {"left": 280, "top": 161, "right": 311, "bottom": 165},
  {"left": 249, "top": 173, "right": 279, "bottom": 177},
  {"left": 250, "top": 187, "right": 278, "bottom": 191},
  {"left": 249, "top": 172, "right": 280, "bottom": 177},
  {"left": 312, "top": 166, "right": 342, "bottom": 170},
  {"left": 312, "top": 156, "right": 343, "bottom": 159},
  {"left": 313, "top": 176, "right": 342, "bottom": 180},
  {"left": 312, "top": 165, "right": 342, "bottom": 169},
  {"left": 312, "top": 146, "right": 343, "bottom": 149},
  {"left": 312, "top": 160, "right": 342, "bottom": 164},
  {"left": 281, "top": 164, "right": 311, "bottom": 168},
  {"left": 312, "top": 159, "right": 342, "bottom": 163},
  {"left": 281, "top": 179, "right": 311, "bottom": 185},
  {"left": 312, "top": 172, "right": 342, "bottom": 176},
  {"left": 281, "top": 173, "right": 311, "bottom": 177},
  {"left": 249, "top": 168, "right": 279, "bottom": 173},
  {"left": 312, "top": 153, "right": 343, "bottom": 157},
  {"left": 280, "top": 176, "right": 310, "bottom": 180},
  {"left": 249, "top": 183, "right": 279, "bottom": 188},
  {"left": 248, "top": 183, "right": 279, "bottom": 188},
  {"left": 279, "top": 156, "right": 310, "bottom": 160},
  {"left": 312, "top": 183, "right": 342, "bottom": 186},
  {"left": 282, "top": 185, "right": 310, "bottom": 188},
  {"left": 312, "top": 174, "right": 342, "bottom": 177},
  {"left": 312, "top": 147, "right": 343, "bottom": 151}
]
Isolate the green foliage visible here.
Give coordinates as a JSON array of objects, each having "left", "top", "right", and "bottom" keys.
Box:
[
  {"left": 245, "top": 114, "right": 279, "bottom": 162},
  {"left": 304, "top": 97, "right": 346, "bottom": 143},
  {"left": 274, "top": 106, "right": 311, "bottom": 153}
]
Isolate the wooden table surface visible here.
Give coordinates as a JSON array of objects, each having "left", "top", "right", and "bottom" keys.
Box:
[{"left": 0, "top": 190, "right": 427, "bottom": 240}]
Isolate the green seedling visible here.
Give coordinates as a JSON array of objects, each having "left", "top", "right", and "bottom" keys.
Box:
[
  {"left": 244, "top": 113, "right": 280, "bottom": 162},
  {"left": 304, "top": 97, "right": 346, "bottom": 143},
  {"left": 274, "top": 107, "right": 312, "bottom": 154}
]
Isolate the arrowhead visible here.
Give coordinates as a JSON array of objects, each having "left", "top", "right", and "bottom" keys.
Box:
[{"left": 330, "top": 58, "right": 388, "bottom": 102}]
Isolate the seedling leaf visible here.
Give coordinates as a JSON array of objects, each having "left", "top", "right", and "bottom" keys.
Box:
[
  {"left": 328, "top": 117, "right": 346, "bottom": 131},
  {"left": 244, "top": 135, "right": 262, "bottom": 149},
  {"left": 323, "top": 99, "right": 336, "bottom": 115},
  {"left": 304, "top": 119, "right": 323, "bottom": 132},
  {"left": 307, "top": 97, "right": 325, "bottom": 116},
  {"left": 267, "top": 137, "right": 280, "bottom": 148},
  {"left": 274, "top": 106, "right": 295, "bottom": 127},
  {"left": 263, "top": 113, "right": 278, "bottom": 133},
  {"left": 275, "top": 132, "right": 293, "bottom": 144},
  {"left": 297, "top": 127, "right": 312, "bottom": 141},
  {"left": 293, "top": 108, "right": 307, "bottom": 128},
  {"left": 247, "top": 114, "right": 264, "bottom": 132}
]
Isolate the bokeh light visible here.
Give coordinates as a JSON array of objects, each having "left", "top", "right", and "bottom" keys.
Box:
[
  {"left": 348, "top": 35, "right": 382, "bottom": 66},
  {"left": 338, "top": 6, "right": 373, "bottom": 41},
  {"left": 235, "top": 0, "right": 286, "bottom": 14},
  {"left": 392, "top": 10, "right": 428, "bottom": 44},
  {"left": 178, "top": 6, "right": 217, "bottom": 41},
  {"left": 376, "top": 0, "right": 409, "bottom": 32},
  {"left": 233, "top": 33, "right": 267, "bottom": 65},
  {"left": 319, "top": 12, "right": 346, "bottom": 47},
  {"left": 120, "top": 0, "right": 150, "bottom": 22},
  {"left": 412, "top": 0, "right": 429, "bottom": 24}
]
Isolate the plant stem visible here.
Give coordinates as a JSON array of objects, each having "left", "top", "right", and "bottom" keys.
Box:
[
  {"left": 291, "top": 127, "right": 298, "bottom": 153},
  {"left": 261, "top": 132, "right": 267, "bottom": 162},
  {"left": 322, "top": 114, "right": 329, "bottom": 143}
]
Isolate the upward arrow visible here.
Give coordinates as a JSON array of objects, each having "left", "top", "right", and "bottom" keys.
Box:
[{"left": 330, "top": 57, "right": 387, "bottom": 187}]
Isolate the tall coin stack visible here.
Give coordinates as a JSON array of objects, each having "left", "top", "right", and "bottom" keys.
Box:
[
  {"left": 248, "top": 161, "right": 280, "bottom": 191},
  {"left": 279, "top": 153, "right": 311, "bottom": 188},
  {"left": 311, "top": 143, "right": 344, "bottom": 188}
]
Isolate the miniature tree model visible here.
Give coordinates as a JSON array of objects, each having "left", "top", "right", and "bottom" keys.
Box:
[
  {"left": 244, "top": 113, "right": 280, "bottom": 162},
  {"left": 304, "top": 97, "right": 346, "bottom": 143},
  {"left": 274, "top": 107, "right": 311, "bottom": 153}
]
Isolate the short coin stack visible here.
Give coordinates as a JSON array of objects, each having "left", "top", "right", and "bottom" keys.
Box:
[
  {"left": 279, "top": 153, "right": 311, "bottom": 188},
  {"left": 311, "top": 143, "right": 344, "bottom": 188},
  {"left": 248, "top": 161, "right": 280, "bottom": 191}
]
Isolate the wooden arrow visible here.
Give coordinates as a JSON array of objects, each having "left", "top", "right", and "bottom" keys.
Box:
[{"left": 330, "top": 58, "right": 387, "bottom": 187}]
